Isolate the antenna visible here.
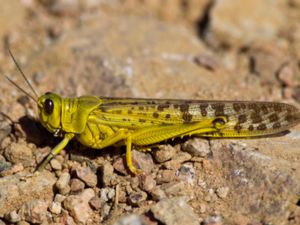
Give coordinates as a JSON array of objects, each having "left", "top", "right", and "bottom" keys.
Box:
[
  {"left": 6, "top": 48, "right": 39, "bottom": 98},
  {"left": 6, "top": 48, "right": 39, "bottom": 102}
]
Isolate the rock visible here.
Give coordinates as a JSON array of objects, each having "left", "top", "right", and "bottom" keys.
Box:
[
  {"left": 202, "top": 215, "right": 223, "bottom": 225},
  {"left": 150, "top": 187, "right": 166, "bottom": 201},
  {"left": 209, "top": 0, "right": 286, "bottom": 47},
  {"left": 4, "top": 140, "right": 34, "bottom": 167},
  {"left": 70, "top": 178, "right": 85, "bottom": 193},
  {"left": 0, "top": 171, "right": 56, "bottom": 216},
  {"left": 54, "top": 194, "right": 66, "bottom": 203},
  {"left": 19, "top": 200, "right": 49, "bottom": 224},
  {"left": 151, "top": 198, "right": 199, "bottom": 225},
  {"left": 89, "top": 196, "right": 102, "bottom": 210},
  {"left": 99, "top": 162, "right": 114, "bottom": 187},
  {"left": 0, "top": 162, "right": 24, "bottom": 176},
  {"left": 63, "top": 188, "right": 95, "bottom": 224},
  {"left": 16, "top": 221, "right": 30, "bottom": 225},
  {"left": 216, "top": 187, "right": 230, "bottom": 199},
  {"left": 160, "top": 181, "right": 185, "bottom": 197},
  {"left": 49, "top": 202, "right": 62, "bottom": 215},
  {"left": 128, "top": 191, "right": 147, "bottom": 206},
  {"left": 182, "top": 138, "right": 211, "bottom": 157},
  {"left": 50, "top": 158, "right": 62, "bottom": 170},
  {"left": 0, "top": 114, "right": 11, "bottom": 144},
  {"left": 156, "top": 170, "right": 176, "bottom": 184},
  {"left": 138, "top": 175, "right": 156, "bottom": 192},
  {"left": 163, "top": 152, "right": 192, "bottom": 170},
  {"left": 100, "top": 188, "right": 115, "bottom": 202},
  {"left": 113, "top": 150, "right": 154, "bottom": 175},
  {"left": 4, "top": 210, "right": 21, "bottom": 223},
  {"left": 153, "top": 145, "right": 177, "bottom": 163},
  {"left": 75, "top": 166, "right": 97, "bottom": 187},
  {"left": 112, "top": 214, "right": 145, "bottom": 225},
  {"left": 56, "top": 172, "right": 71, "bottom": 195},
  {"left": 176, "top": 163, "right": 196, "bottom": 185}
]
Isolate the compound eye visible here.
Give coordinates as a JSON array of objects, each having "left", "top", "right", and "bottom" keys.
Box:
[{"left": 44, "top": 98, "right": 54, "bottom": 115}]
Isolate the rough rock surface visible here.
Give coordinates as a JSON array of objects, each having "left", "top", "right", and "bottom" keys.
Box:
[{"left": 0, "top": 171, "right": 56, "bottom": 216}]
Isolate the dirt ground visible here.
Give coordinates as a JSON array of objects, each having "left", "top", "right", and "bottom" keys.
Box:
[{"left": 0, "top": 1, "right": 300, "bottom": 225}]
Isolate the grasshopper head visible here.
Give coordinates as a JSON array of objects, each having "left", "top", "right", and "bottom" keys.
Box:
[{"left": 37, "top": 92, "right": 62, "bottom": 133}]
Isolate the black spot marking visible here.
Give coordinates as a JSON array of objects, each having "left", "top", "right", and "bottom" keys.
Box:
[
  {"left": 250, "top": 112, "right": 263, "bottom": 123},
  {"left": 122, "top": 118, "right": 127, "bottom": 121},
  {"left": 233, "top": 103, "right": 241, "bottom": 112},
  {"left": 139, "top": 119, "right": 146, "bottom": 123},
  {"left": 153, "top": 112, "right": 159, "bottom": 118},
  {"left": 248, "top": 103, "right": 260, "bottom": 113},
  {"left": 179, "top": 104, "right": 189, "bottom": 113},
  {"left": 200, "top": 103, "right": 208, "bottom": 116},
  {"left": 238, "top": 114, "right": 247, "bottom": 124},
  {"left": 261, "top": 105, "right": 269, "bottom": 114},
  {"left": 257, "top": 123, "right": 267, "bottom": 130},
  {"left": 248, "top": 125, "right": 254, "bottom": 131},
  {"left": 211, "top": 103, "right": 225, "bottom": 116},
  {"left": 182, "top": 113, "right": 193, "bottom": 123},
  {"left": 268, "top": 113, "right": 279, "bottom": 123},
  {"left": 165, "top": 114, "right": 171, "bottom": 119},
  {"left": 234, "top": 124, "right": 243, "bottom": 132},
  {"left": 273, "top": 122, "right": 281, "bottom": 129},
  {"left": 157, "top": 104, "right": 170, "bottom": 111},
  {"left": 274, "top": 104, "right": 283, "bottom": 112},
  {"left": 138, "top": 106, "right": 144, "bottom": 110},
  {"left": 174, "top": 104, "right": 179, "bottom": 109},
  {"left": 115, "top": 110, "right": 122, "bottom": 114},
  {"left": 285, "top": 114, "right": 295, "bottom": 123},
  {"left": 128, "top": 110, "right": 133, "bottom": 114}
]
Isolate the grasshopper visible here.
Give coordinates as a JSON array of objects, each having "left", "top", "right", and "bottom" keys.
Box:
[{"left": 6, "top": 50, "right": 300, "bottom": 174}]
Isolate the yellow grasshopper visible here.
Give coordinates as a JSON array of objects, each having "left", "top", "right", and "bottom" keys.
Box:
[{"left": 6, "top": 50, "right": 300, "bottom": 174}]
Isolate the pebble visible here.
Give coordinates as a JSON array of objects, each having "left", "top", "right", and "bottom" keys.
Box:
[
  {"left": 202, "top": 215, "right": 223, "bottom": 225},
  {"left": 89, "top": 196, "right": 102, "bottom": 210},
  {"left": 176, "top": 163, "right": 196, "bottom": 185},
  {"left": 54, "top": 194, "right": 66, "bottom": 203},
  {"left": 161, "top": 181, "right": 185, "bottom": 196},
  {"left": 153, "top": 145, "right": 177, "bottom": 163},
  {"left": 100, "top": 162, "right": 114, "bottom": 187},
  {"left": 4, "top": 210, "right": 21, "bottom": 223},
  {"left": 113, "top": 150, "right": 154, "bottom": 175},
  {"left": 112, "top": 214, "right": 145, "bottom": 225},
  {"left": 50, "top": 158, "right": 62, "bottom": 170},
  {"left": 151, "top": 198, "right": 199, "bottom": 225},
  {"left": 75, "top": 166, "right": 97, "bottom": 187},
  {"left": 0, "top": 162, "right": 23, "bottom": 176},
  {"left": 4, "top": 140, "right": 34, "bottom": 167},
  {"left": 70, "top": 178, "right": 85, "bottom": 193},
  {"left": 19, "top": 200, "right": 48, "bottom": 224},
  {"left": 16, "top": 221, "right": 30, "bottom": 225},
  {"left": 182, "top": 138, "right": 211, "bottom": 157},
  {"left": 128, "top": 191, "right": 147, "bottom": 206},
  {"left": 163, "top": 152, "right": 192, "bottom": 170},
  {"left": 63, "top": 188, "right": 95, "bottom": 224},
  {"left": 216, "top": 187, "right": 229, "bottom": 199},
  {"left": 56, "top": 172, "right": 71, "bottom": 195},
  {"left": 49, "top": 202, "right": 62, "bottom": 214},
  {"left": 138, "top": 175, "right": 156, "bottom": 192},
  {"left": 0, "top": 115, "right": 11, "bottom": 144},
  {"left": 156, "top": 170, "right": 176, "bottom": 184},
  {"left": 100, "top": 188, "right": 116, "bottom": 202},
  {"left": 150, "top": 187, "right": 166, "bottom": 201}
]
